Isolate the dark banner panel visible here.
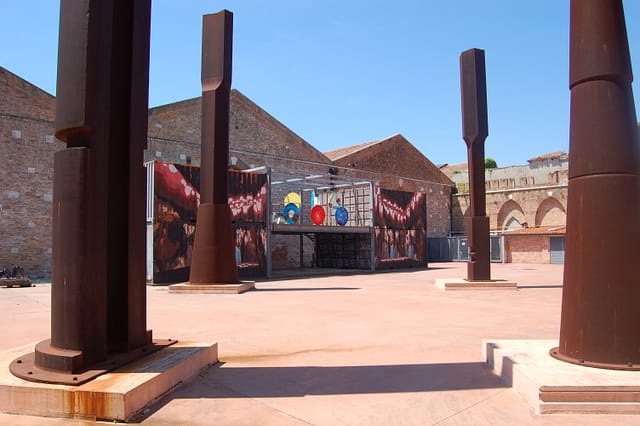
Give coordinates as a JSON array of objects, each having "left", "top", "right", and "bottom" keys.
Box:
[
  {"left": 228, "top": 170, "right": 268, "bottom": 223},
  {"left": 153, "top": 221, "right": 194, "bottom": 283},
  {"left": 152, "top": 161, "right": 268, "bottom": 283},
  {"left": 154, "top": 162, "right": 268, "bottom": 224},
  {"left": 373, "top": 187, "right": 427, "bottom": 269},
  {"left": 154, "top": 162, "right": 200, "bottom": 223},
  {"left": 374, "top": 227, "right": 426, "bottom": 269},
  {"left": 374, "top": 187, "right": 426, "bottom": 229},
  {"left": 234, "top": 224, "right": 267, "bottom": 277}
]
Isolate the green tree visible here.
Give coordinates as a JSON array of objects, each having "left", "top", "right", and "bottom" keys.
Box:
[{"left": 485, "top": 157, "right": 497, "bottom": 169}]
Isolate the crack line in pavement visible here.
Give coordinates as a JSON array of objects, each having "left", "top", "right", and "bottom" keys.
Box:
[{"left": 431, "top": 388, "right": 510, "bottom": 425}]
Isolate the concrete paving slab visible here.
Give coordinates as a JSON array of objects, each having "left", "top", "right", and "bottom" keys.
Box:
[
  {"left": 483, "top": 339, "right": 640, "bottom": 415},
  {"left": 0, "top": 341, "right": 217, "bottom": 422},
  {"left": 1, "top": 263, "right": 640, "bottom": 425},
  {"left": 435, "top": 277, "right": 517, "bottom": 290},
  {"left": 168, "top": 281, "right": 255, "bottom": 294}
]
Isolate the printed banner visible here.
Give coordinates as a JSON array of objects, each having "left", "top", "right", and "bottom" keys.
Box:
[{"left": 151, "top": 161, "right": 268, "bottom": 282}]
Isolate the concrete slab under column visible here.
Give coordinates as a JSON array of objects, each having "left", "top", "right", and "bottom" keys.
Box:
[
  {"left": 0, "top": 340, "right": 218, "bottom": 422},
  {"left": 168, "top": 281, "right": 255, "bottom": 294},
  {"left": 435, "top": 278, "right": 517, "bottom": 290},
  {"left": 483, "top": 339, "right": 640, "bottom": 414}
]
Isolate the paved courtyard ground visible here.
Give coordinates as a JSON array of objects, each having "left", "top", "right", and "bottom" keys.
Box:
[{"left": 1, "top": 262, "right": 639, "bottom": 425}]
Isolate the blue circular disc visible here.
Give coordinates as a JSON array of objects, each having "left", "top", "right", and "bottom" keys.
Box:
[
  {"left": 282, "top": 203, "right": 300, "bottom": 224},
  {"left": 335, "top": 206, "right": 348, "bottom": 226}
]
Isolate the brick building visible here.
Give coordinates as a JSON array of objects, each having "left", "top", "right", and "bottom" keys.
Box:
[
  {"left": 325, "top": 134, "right": 453, "bottom": 238},
  {"left": 442, "top": 152, "right": 569, "bottom": 264},
  {"left": 1, "top": 66, "right": 453, "bottom": 280}
]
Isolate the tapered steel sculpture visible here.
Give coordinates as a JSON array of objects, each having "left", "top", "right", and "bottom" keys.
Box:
[
  {"left": 188, "top": 10, "right": 240, "bottom": 285},
  {"left": 460, "top": 48, "right": 491, "bottom": 281},
  {"left": 10, "top": 0, "right": 172, "bottom": 385},
  {"left": 550, "top": 0, "right": 640, "bottom": 369}
]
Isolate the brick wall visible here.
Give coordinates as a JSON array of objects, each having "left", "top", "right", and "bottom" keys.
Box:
[
  {"left": 451, "top": 186, "right": 567, "bottom": 233},
  {"left": 0, "top": 68, "right": 59, "bottom": 279},
  {"left": 147, "top": 90, "right": 332, "bottom": 167},
  {"left": 504, "top": 234, "right": 550, "bottom": 264}
]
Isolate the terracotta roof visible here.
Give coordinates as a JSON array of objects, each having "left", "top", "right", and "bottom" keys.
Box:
[
  {"left": 499, "top": 226, "right": 566, "bottom": 235},
  {"left": 527, "top": 151, "right": 567, "bottom": 163}
]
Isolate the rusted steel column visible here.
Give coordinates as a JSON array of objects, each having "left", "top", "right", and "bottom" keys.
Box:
[
  {"left": 550, "top": 0, "right": 640, "bottom": 369},
  {"left": 460, "top": 48, "right": 491, "bottom": 281},
  {"left": 10, "top": 0, "right": 154, "bottom": 383},
  {"left": 188, "top": 10, "right": 239, "bottom": 284}
]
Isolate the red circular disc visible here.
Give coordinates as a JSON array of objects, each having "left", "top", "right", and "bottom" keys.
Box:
[{"left": 310, "top": 205, "right": 326, "bottom": 225}]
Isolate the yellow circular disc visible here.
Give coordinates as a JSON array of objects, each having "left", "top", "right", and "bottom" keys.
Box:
[{"left": 284, "top": 192, "right": 301, "bottom": 208}]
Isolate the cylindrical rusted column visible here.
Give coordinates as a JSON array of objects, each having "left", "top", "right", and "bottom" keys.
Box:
[
  {"left": 11, "top": 0, "right": 153, "bottom": 382},
  {"left": 460, "top": 48, "right": 491, "bottom": 281},
  {"left": 189, "top": 10, "right": 239, "bottom": 284},
  {"left": 49, "top": 1, "right": 107, "bottom": 366},
  {"left": 551, "top": 0, "right": 640, "bottom": 369}
]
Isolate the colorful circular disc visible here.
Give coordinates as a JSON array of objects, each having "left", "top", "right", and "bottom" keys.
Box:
[
  {"left": 284, "top": 192, "right": 301, "bottom": 208},
  {"left": 282, "top": 203, "right": 300, "bottom": 224},
  {"left": 335, "top": 206, "right": 348, "bottom": 226},
  {"left": 310, "top": 205, "right": 326, "bottom": 225}
]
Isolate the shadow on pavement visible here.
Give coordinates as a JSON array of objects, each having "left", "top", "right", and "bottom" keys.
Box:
[
  {"left": 252, "top": 287, "right": 361, "bottom": 292},
  {"left": 171, "top": 360, "right": 503, "bottom": 398}
]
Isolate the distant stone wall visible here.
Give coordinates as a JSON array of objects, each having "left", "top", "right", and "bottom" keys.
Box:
[
  {"left": 447, "top": 154, "right": 569, "bottom": 194},
  {"left": 503, "top": 234, "right": 550, "bottom": 264},
  {"left": 451, "top": 185, "right": 567, "bottom": 233}
]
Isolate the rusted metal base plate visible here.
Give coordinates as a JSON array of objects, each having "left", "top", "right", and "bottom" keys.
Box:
[
  {"left": 550, "top": 347, "right": 640, "bottom": 371},
  {"left": 484, "top": 339, "right": 640, "bottom": 414},
  {"left": 0, "top": 340, "right": 218, "bottom": 422},
  {"left": 10, "top": 339, "right": 177, "bottom": 385},
  {"left": 0, "top": 278, "right": 33, "bottom": 288},
  {"left": 435, "top": 278, "right": 517, "bottom": 290},
  {"left": 168, "top": 281, "right": 255, "bottom": 294}
]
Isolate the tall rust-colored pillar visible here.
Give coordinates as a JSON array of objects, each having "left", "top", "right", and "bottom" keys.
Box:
[
  {"left": 460, "top": 48, "right": 491, "bottom": 281},
  {"left": 188, "top": 10, "right": 239, "bottom": 285},
  {"left": 9, "top": 0, "right": 170, "bottom": 385},
  {"left": 550, "top": 0, "right": 640, "bottom": 369}
]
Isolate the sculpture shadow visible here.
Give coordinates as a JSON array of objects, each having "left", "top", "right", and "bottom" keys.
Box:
[
  {"left": 125, "top": 342, "right": 512, "bottom": 422},
  {"left": 517, "top": 284, "right": 563, "bottom": 289},
  {"left": 191, "top": 361, "right": 504, "bottom": 397},
  {"left": 252, "top": 287, "right": 360, "bottom": 292},
  {"left": 133, "top": 358, "right": 506, "bottom": 421}
]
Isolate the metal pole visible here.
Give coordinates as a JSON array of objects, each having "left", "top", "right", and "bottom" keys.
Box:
[
  {"left": 188, "top": 10, "right": 239, "bottom": 284},
  {"left": 460, "top": 48, "right": 491, "bottom": 281}
]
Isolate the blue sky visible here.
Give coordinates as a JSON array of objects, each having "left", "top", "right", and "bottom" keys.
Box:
[{"left": 2, "top": 1, "right": 639, "bottom": 167}]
